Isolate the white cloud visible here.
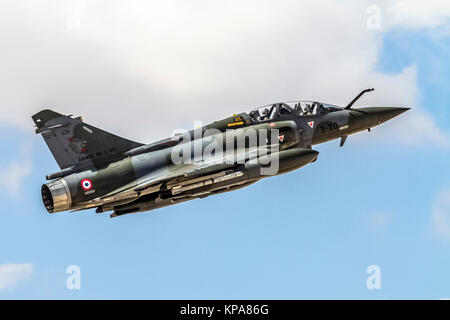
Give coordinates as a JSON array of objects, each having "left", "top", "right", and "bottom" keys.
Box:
[
  {"left": 0, "top": 0, "right": 448, "bottom": 145},
  {"left": 431, "top": 189, "right": 450, "bottom": 241},
  {"left": 0, "top": 263, "right": 33, "bottom": 290},
  {"left": 0, "top": 144, "right": 32, "bottom": 198},
  {"left": 386, "top": 0, "right": 450, "bottom": 29},
  {"left": 370, "top": 106, "right": 450, "bottom": 148}
]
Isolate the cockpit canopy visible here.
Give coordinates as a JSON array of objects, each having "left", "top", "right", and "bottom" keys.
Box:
[{"left": 248, "top": 101, "right": 342, "bottom": 123}]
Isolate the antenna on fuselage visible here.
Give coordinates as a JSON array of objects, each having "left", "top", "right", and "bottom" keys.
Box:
[{"left": 344, "top": 88, "right": 374, "bottom": 110}]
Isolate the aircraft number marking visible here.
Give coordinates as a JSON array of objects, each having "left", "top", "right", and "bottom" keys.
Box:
[{"left": 320, "top": 122, "right": 339, "bottom": 134}]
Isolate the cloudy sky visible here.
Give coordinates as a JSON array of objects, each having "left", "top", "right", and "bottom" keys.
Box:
[{"left": 1, "top": 0, "right": 450, "bottom": 299}]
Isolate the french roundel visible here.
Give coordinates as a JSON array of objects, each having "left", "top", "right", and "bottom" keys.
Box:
[{"left": 81, "top": 179, "right": 93, "bottom": 191}]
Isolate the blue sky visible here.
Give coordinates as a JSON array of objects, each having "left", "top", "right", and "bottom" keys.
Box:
[{"left": 1, "top": 1, "right": 450, "bottom": 299}]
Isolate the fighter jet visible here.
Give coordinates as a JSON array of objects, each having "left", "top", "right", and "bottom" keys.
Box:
[{"left": 33, "top": 88, "right": 408, "bottom": 218}]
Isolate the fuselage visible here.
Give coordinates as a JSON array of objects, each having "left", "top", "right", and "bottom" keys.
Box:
[{"left": 39, "top": 102, "right": 409, "bottom": 217}]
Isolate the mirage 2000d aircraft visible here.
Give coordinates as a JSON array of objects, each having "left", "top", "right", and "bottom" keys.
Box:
[{"left": 33, "top": 88, "right": 408, "bottom": 218}]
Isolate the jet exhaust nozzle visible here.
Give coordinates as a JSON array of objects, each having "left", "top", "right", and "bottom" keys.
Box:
[{"left": 41, "top": 179, "right": 72, "bottom": 213}]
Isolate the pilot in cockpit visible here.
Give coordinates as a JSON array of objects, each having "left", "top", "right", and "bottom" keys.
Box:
[
  {"left": 260, "top": 108, "right": 269, "bottom": 121},
  {"left": 303, "top": 104, "right": 313, "bottom": 115}
]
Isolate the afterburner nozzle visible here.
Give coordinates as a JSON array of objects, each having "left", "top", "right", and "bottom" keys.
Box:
[{"left": 41, "top": 179, "right": 72, "bottom": 213}]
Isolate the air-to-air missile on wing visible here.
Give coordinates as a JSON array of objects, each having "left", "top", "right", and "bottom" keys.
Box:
[{"left": 33, "top": 88, "right": 408, "bottom": 218}]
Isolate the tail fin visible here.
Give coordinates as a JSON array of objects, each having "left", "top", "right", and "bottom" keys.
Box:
[{"left": 32, "top": 109, "right": 143, "bottom": 169}]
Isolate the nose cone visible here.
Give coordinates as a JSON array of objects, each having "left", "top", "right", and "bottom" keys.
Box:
[
  {"left": 370, "top": 107, "right": 410, "bottom": 124},
  {"left": 351, "top": 107, "right": 410, "bottom": 128}
]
